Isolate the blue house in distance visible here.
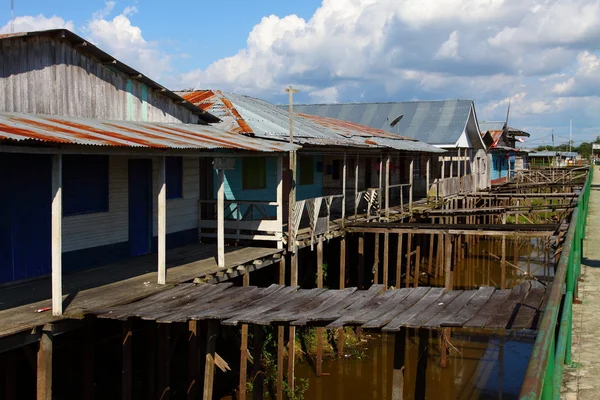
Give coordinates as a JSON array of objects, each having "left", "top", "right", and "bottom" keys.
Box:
[{"left": 479, "top": 121, "right": 530, "bottom": 184}]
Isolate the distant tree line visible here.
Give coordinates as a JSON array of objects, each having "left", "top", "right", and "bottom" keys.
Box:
[{"left": 536, "top": 136, "right": 600, "bottom": 159}]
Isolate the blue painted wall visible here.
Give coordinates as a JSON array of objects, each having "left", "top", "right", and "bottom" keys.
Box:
[
  {"left": 214, "top": 155, "right": 324, "bottom": 218},
  {"left": 491, "top": 153, "right": 509, "bottom": 180}
]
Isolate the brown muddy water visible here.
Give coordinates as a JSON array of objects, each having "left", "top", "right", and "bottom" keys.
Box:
[
  {"left": 295, "top": 330, "right": 535, "bottom": 400},
  {"left": 294, "top": 236, "right": 551, "bottom": 400}
]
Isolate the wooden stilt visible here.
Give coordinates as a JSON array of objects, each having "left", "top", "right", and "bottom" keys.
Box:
[
  {"left": 37, "top": 328, "right": 53, "bottom": 400},
  {"left": 358, "top": 234, "right": 365, "bottom": 288},
  {"left": 158, "top": 156, "right": 167, "bottom": 284},
  {"left": 158, "top": 324, "right": 171, "bottom": 400},
  {"left": 146, "top": 325, "right": 157, "bottom": 400},
  {"left": 277, "top": 255, "right": 286, "bottom": 400},
  {"left": 338, "top": 237, "right": 346, "bottom": 357},
  {"left": 444, "top": 235, "right": 453, "bottom": 291},
  {"left": 501, "top": 235, "right": 507, "bottom": 289},
  {"left": 391, "top": 328, "right": 407, "bottom": 400},
  {"left": 4, "top": 355, "right": 16, "bottom": 400},
  {"left": 396, "top": 233, "right": 403, "bottom": 288},
  {"left": 414, "top": 329, "right": 428, "bottom": 400},
  {"left": 122, "top": 321, "right": 133, "bottom": 400},
  {"left": 288, "top": 251, "right": 298, "bottom": 391},
  {"left": 203, "top": 321, "right": 218, "bottom": 400},
  {"left": 427, "top": 233, "right": 434, "bottom": 278},
  {"left": 405, "top": 234, "right": 413, "bottom": 288},
  {"left": 374, "top": 233, "right": 380, "bottom": 284},
  {"left": 187, "top": 321, "right": 199, "bottom": 400},
  {"left": 239, "top": 325, "right": 249, "bottom": 400},
  {"left": 415, "top": 239, "right": 421, "bottom": 288},
  {"left": 316, "top": 238, "right": 324, "bottom": 376},
  {"left": 383, "top": 232, "right": 390, "bottom": 289}
]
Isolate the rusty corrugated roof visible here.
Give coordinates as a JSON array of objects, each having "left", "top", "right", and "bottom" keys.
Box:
[{"left": 0, "top": 112, "right": 299, "bottom": 152}]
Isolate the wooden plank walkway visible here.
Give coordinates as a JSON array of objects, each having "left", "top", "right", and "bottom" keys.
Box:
[
  {"left": 93, "top": 281, "right": 545, "bottom": 331},
  {"left": 0, "top": 243, "right": 282, "bottom": 339}
]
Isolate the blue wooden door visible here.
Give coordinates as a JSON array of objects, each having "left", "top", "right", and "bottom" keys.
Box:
[
  {"left": 128, "top": 159, "right": 152, "bottom": 257},
  {"left": 0, "top": 154, "right": 51, "bottom": 283}
]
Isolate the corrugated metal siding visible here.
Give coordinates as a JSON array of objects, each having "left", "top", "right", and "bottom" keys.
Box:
[
  {"left": 0, "top": 36, "right": 200, "bottom": 123},
  {"left": 63, "top": 155, "right": 200, "bottom": 252}
]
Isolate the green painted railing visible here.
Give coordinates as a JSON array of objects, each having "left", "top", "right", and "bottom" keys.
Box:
[{"left": 519, "top": 166, "right": 593, "bottom": 400}]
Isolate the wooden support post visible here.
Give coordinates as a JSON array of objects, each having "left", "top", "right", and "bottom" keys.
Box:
[
  {"left": 427, "top": 233, "right": 434, "bottom": 278},
  {"left": 146, "top": 325, "right": 157, "bottom": 399},
  {"left": 217, "top": 167, "right": 225, "bottom": 268},
  {"left": 203, "top": 321, "right": 218, "bottom": 400},
  {"left": 51, "top": 155, "right": 62, "bottom": 315},
  {"left": 316, "top": 238, "right": 324, "bottom": 376},
  {"left": 391, "top": 328, "right": 407, "bottom": 400},
  {"left": 122, "top": 321, "right": 133, "bottom": 400},
  {"left": 405, "top": 234, "right": 413, "bottom": 288},
  {"left": 409, "top": 158, "right": 414, "bottom": 211},
  {"left": 396, "top": 233, "right": 404, "bottom": 288},
  {"left": 385, "top": 154, "right": 391, "bottom": 217},
  {"left": 358, "top": 234, "right": 365, "bottom": 288},
  {"left": 501, "top": 235, "right": 506, "bottom": 289},
  {"left": 415, "top": 240, "right": 421, "bottom": 288},
  {"left": 444, "top": 235, "right": 453, "bottom": 291},
  {"left": 277, "top": 155, "right": 284, "bottom": 249},
  {"left": 383, "top": 233, "right": 390, "bottom": 289},
  {"left": 288, "top": 251, "right": 298, "bottom": 391},
  {"left": 426, "top": 156, "right": 430, "bottom": 203},
  {"left": 158, "top": 324, "right": 171, "bottom": 400},
  {"left": 354, "top": 154, "right": 359, "bottom": 218},
  {"left": 239, "top": 270, "right": 250, "bottom": 400},
  {"left": 450, "top": 152, "right": 453, "bottom": 178},
  {"left": 338, "top": 237, "right": 346, "bottom": 357},
  {"left": 37, "top": 328, "right": 53, "bottom": 400},
  {"left": 188, "top": 321, "right": 199, "bottom": 400},
  {"left": 4, "top": 355, "right": 16, "bottom": 400},
  {"left": 158, "top": 156, "right": 167, "bottom": 284},
  {"left": 441, "top": 156, "right": 445, "bottom": 180},
  {"left": 252, "top": 325, "right": 265, "bottom": 400},
  {"left": 277, "top": 255, "right": 286, "bottom": 400},
  {"left": 342, "top": 152, "right": 347, "bottom": 226},
  {"left": 289, "top": 151, "right": 297, "bottom": 252},
  {"left": 374, "top": 233, "right": 380, "bottom": 284}
]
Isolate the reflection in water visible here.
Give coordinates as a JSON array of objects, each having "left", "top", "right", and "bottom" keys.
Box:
[{"left": 295, "top": 330, "right": 534, "bottom": 400}]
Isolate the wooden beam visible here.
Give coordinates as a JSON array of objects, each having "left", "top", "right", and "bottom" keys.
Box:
[
  {"left": 383, "top": 233, "right": 390, "bottom": 289},
  {"left": 217, "top": 167, "right": 225, "bottom": 268},
  {"left": 385, "top": 154, "right": 390, "bottom": 217},
  {"left": 426, "top": 156, "right": 430, "bottom": 203},
  {"left": 347, "top": 227, "right": 554, "bottom": 237},
  {"left": 37, "top": 328, "right": 53, "bottom": 400},
  {"left": 316, "top": 238, "right": 324, "bottom": 376},
  {"left": 338, "top": 237, "right": 346, "bottom": 357},
  {"left": 158, "top": 156, "right": 167, "bottom": 284},
  {"left": 277, "top": 156, "right": 284, "bottom": 250},
  {"left": 342, "top": 152, "right": 347, "bottom": 226},
  {"left": 203, "top": 322, "right": 218, "bottom": 400},
  {"left": 354, "top": 154, "right": 359, "bottom": 218},
  {"left": 277, "top": 256, "right": 286, "bottom": 400},
  {"left": 51, "top": 155, "right": 62, "bottom": 316},
  {"left": 288, "top": 151, "right": 297, "bottom": 252},
  {"left": 501, "top": 235, "right": 506, "bottom": 289},
  {"left": 396, "top": 233, "right": 403, "bottom": 288},
  {"left": 122, "top": 321, "right": 133, "bottom": 400},
  {"left": 409, "top": 158, "right": 414, "bottom": 211},
  {"left": 444, "top": 235, "right": 453, "bottom": 291},
  {"left": 374, "top": 233, "right": 380, "bottom": 285},
  {"left": 358, "top": 234, "right": 365, "bottom": 288},
  {"left": 405, "top": 234, "right": 412, "bottom": 288}
]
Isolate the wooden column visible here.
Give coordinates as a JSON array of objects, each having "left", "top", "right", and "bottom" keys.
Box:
[
  {"left": 396, "top": 233, "right": 403, "bottom": 288},
  {"left": 414, "top": 329, "right": 428, "bottom": 400},
  {"left": 405, "top": 234, "right": 412, "bottom": 288},
  {"left": 449, "top": 152, "right": 454, "bottom": 178},
  {"left": 277, "top": 155, "right": 284, "bottom": 249},
  {"left": 441, "top": 156, "right": 445, "bottom": 180},
  {"left": 251, "top": 325, "right": 265, "bottom": 400},
  {"left": 188, "top": 321, "right": 199, "bottom": 400},
  {"left": 158, "top": 156, "right": 167, "bottom": 284},
  {"left": 385, "top": 154, "right": 391, "bottom": 217},
  {"left": 239, "top": 271, "right": 250, "bottom": 400},
  {"left": 415, "top": 239, "right": 421, "bottom": 288},
  {"left": 501, "top": 235, "right": 507, "bottom": 289},
  {"left": 122, "top": 321, "right": 133, "bottom": 400},
  {"left": 203, "top": 322, "right": 218, "bottom": 400},
  {"left": 391, "top": 328, "right": 407, "bottom": 400},
  {"left": 288, "top": 251, "right": 298, "bottom": 391},
  {"left": 409, "top": 158, "right": 414, "bottom": 211},
  {"left": 354, "top": 154, "right": 359, "bottom": 218},
  {"left": 277, "top": 256, "right": 286, "bottom": 400},
  {"left": 338, "top": 237, "right": 346, "bottom": 357},
  {"left": 37, "top": 327, "right": 53, "bottom": 400},
  {"left": 383, "top": 233, "right": 390, "bottom": 289},
  {"left": 158, "top": 324, "right": 171, "bottom": 400},
  {"left": 373, "top": 233, "right": 380, "bottom": 284},
  {"left": 51, "top": 155, "right": 62, "bottom": 315},
  {"left": 444, "top": 235, "right": 453, "bottom": 291},
  {"left": 342, "top": 152, "right": 347, "bottom": 226},
  {"left": 217, "top": 166, "right": 225, "bottom": 268},
  {"left": 426, "top": 156, "right": 430, "bottom": 203},
  {"left": 316, "top": 238, "right": 324, "bottom": 376}
]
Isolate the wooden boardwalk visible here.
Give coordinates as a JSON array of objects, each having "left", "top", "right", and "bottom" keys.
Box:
[
  {"left": 93, "top": 281, "right": 546, "bottom": 331},
  {"left": 0, "top": 243, "right": 282, "bottom": 341}
]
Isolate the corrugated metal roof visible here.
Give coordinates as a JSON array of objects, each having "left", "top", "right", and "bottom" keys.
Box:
[
  {"left": 291, "top": 100, "right": 474, "bottom": 145},
  {"left": 0, "top": 29, "right": 220, "bottom": 124},
  {"left": 479, "top": 121, "right": 530, "bottom": 137},
  {"left": 0, "top": 112, "right": 299, "bottom": 152},
  {"left": 529, "top": 151, "right": 578, "bottom": 158},
  {"left": 179, "top": 90, "right": 444, "bottom": 152}
]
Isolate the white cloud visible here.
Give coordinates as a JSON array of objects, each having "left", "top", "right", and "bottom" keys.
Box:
[
  {"left": 309, "top": 86, "right": 339, "bottom": 103},
  {"left": 0, "top": 15, "right": 74, "bottom": 34},
  {"left": 436, "top": 31, "right": 460, "bottom": 60}
]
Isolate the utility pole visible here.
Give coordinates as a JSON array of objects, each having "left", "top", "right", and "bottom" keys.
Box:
[
  {"left": 570, "top": 119, "right": 572, "bottom": 154},
  {"left": 286, "top": 86, "right": 299, "bottom": 144}
]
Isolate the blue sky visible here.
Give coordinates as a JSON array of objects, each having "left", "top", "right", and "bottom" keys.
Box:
[{"left": 2, "top": 0, "right": 600, "bottom": 147}]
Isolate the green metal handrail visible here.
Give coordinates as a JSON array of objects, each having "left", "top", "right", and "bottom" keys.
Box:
[{"left": 519, "top": 166, "right": 593, "bottom": 400}]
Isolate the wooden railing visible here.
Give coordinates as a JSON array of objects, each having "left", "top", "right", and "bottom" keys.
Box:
[
  {"left": 198, "top": 200, "right": 282, "bottom": 242},
  {"left": 290, "top": 194, "right": 344, "bottom": 248}
]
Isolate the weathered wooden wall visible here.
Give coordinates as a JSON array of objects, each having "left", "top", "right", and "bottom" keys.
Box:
[
  {"left": 0, "top": 36, "right": 201, "bottom": 123},
  {"left": 63, "top": 156, "right": 200, "bottom": 253}
]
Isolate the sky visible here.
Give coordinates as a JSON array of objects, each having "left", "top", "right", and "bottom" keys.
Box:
[{"left": 2, "top": 0, "right": 600, "bottom": 148}]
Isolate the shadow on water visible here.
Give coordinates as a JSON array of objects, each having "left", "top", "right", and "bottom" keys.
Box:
[{"left": 295, "top": 330, "right": 534, "bottom": 400}]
